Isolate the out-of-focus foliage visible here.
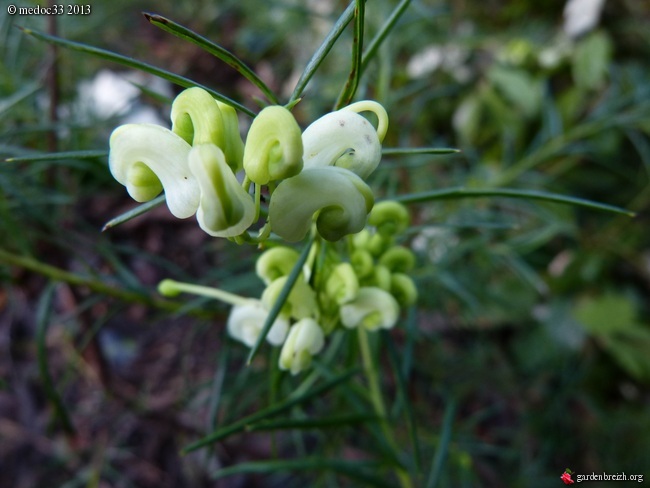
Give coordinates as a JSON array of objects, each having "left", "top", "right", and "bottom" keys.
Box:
[{"left": 1, "top": 0, "right": 649, "bottom": 487}]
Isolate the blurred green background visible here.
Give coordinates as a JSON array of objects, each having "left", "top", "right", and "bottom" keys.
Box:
[{"left": 1, "top": 0, "right": 649, "bottom": 486}]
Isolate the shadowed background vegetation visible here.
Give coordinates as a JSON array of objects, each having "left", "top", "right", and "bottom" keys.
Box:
[{"left": 1, "top": 0, "right": 649, "bottom": 486}]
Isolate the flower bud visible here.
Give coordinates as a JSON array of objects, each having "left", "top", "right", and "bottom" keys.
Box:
[
  {"left": 279, "top": 318, "right": 325, "bottom": 375},
  {"left": 261, "top": 276, "right": 318, "bottom": 320},
  {"left": 372, "top": 265, "right": 392, "bottom": 291},
  {"left": 256, "top": 246, "right": 300, "bottom": 285},
  {"left": 368, "top": 201, "right": 410, "bottom": 237},
  {"left": 350, "top": 249, "right": 374, "bottom": 279},
  {"left": 243, "top": 106, "right": 303, "bottom": 184},
  {"left": 379, "top": 246, "right": 416, "bottom": 273},
  {"left": 171, "top": 87, "right": 245, "bottom": 172},
  {"left": 325, "top": 262, "right": 359, "bottom": 305},
  {"left": 390, "top": 273, "right": 418, "bottom": 307},
  {"left": 351, "top": 229, "right": 371, "bottom": 250}
]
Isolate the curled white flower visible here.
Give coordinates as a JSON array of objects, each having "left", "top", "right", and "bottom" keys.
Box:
[
  {"left": 188, "top": 144, "right": 256, "bottom": 237},
  {"left": 227, "top": 300, "right": 289, "bottom": 347},
  {"left": 340, "top": 287, "right": 399, "bottom": 331},
  {"left": 301, "top": 100, "right": 388, "bottom": 180},
  {"left": 279, "top": 318, "right": 325, "bottom": 375},
  {"left": 108, "top": 123, "right": 198, "bottom": 218},
  {"left": 243, "top": 105, "right": 303, "bottom": 184},
  {"left": 269, "top": 167, "right": 374, "bottom": 242}
]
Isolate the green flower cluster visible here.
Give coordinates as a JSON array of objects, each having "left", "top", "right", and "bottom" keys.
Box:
[
  {"left": 108, "top": 87, "right": 389, "bottom": 243},
  {"left": 227, "top": 201, "right": 418, "bottom": 375}
]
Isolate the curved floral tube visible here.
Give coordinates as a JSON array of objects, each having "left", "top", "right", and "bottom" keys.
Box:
[
  {"left": 391, "top": 273, "right": 418, "bottom": 307},
  {"left": 379, "top": 246, "right": 416, "bottom": 273},
  {"left": 368, "top": 200, "right": 410, "bottom": 237},
  {"left": 243, "top": 106, "right": 303, "bottom": 185},
  {"left": 109, "top": 123, "right": 198, "bottom": 219},
  {"left": 218, "top": 100, "right": 246, "bottom": 173},
  {"left": 301, "top": 100, "right": 388, "bottom": 180},
  {"left": 371, "top": 265, "right": 392, "bottom": 291},
  {"left": 171, "top": 87, "right": 244, "bottom": 172},
  {"left": 351, "top": 249, "right": 374, "bottom": 279},
  {"left": 279, "top": 318, "right": 325, "bottom": 375},
  {"left": 227, "top": 300, "right": 289, "bottom": 347},
  {"left": 340, "top": 287, "right": 399, "bottom": 331},
  {"left": 345, "top": 100, "right": 389, "bottom": 142},
  {"left": 188, "top": 144, "right": 256, "bottom": 237},
  {"left": 255, "top": 246, "right": 301, "bottom": 285},
  {"left": 269, "top": 167, "right": 374, "bottom": 242}
]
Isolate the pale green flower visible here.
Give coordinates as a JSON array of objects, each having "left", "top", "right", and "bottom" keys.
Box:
[
  {"left": 340, "top": 287, "right": 399, "bottom": 331},
  {"left": 188, "top": 144, "right": 256, "bottom": 237},
  {"left": 109, "top": 123, "right": 197, "bottom": 218},
  {"left": 227, "top": 300, "right": 289, "bottom": 347},
  {"left": 269, "top": 167, "right": 374, "bottom": 242},
  {"left": 243, "top": 105, "right": 303, "bottom": 184},
  {"left": 279, "top": 318, "right": 325, "bottom": 375},
  {"left": 171, "top": 86, "right": 244, "bottom": 172}
]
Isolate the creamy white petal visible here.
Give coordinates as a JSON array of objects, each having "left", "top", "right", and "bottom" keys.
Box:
[
  {"left": 188, "top": 144, "right": 256, "bottom": 238},
  {"left": 340, "top": 287, "right": 400, "bottom": 331},
  {"left": 269, "top": 167, "right": 374, "bottom": 242},
  {"left": 227, "top": 300, "right": 289, "bottom": 347},
  {"left": 109, "top": 123, "right": 198, "bottom": 218}
]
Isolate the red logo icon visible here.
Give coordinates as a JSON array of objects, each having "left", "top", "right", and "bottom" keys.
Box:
[{"left": 561, "top": 468, "right": 575, "bottom": 485}]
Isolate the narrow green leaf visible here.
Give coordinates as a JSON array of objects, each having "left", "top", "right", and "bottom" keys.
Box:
[
  {"left": 0, "top": 81, "right": 40, "bottom": 115},
  {"left": 0, "top": 248, "right": 197, "bottom": 315},
  {"left": 426, "top": 398, "right": 456, "bottom": 488},
  {"left": 182, "top": 368, "right": 359, "bottom": 453},
  {"left": 128, "top": 81, "right": 174, "bottom": 105},
  {"left": 212, "top": 458, "right": 393, "bottom": 488},
  {"left": 143, "top": 13, "right": 278, "bottom": 104},
  {"left": 391, "top": 187, "right": 636, "bottom": 217},
  {"left": 102, "top": 195, "right": 166, "bottom": 231},
  {"left": 361, "top": 0, "right": 412, "bottom": 74},
  {"left": 208, "top": 339, "right": 230, "bottom": 432},
  {"left": 290, "top": 1, "right": 356, "bottom": 104},
  {"left": 246, "top": 237, "right": 314, "bottom": 364},
  {"left": 4, "top": 150, "right": 107, "bottom": 163},
  {"left": 382, "top": 147, "right": 461, "bottom": 156},
  {"left": 37, "top": 283, "right": 76, "bottom": 436},
  {"left": 19, "top": 27, "right": 255, "bottom": 117},
  {"left": 335, "top": 0, "right": 365, "bottom": 109},
  {"left": 246, "top": 413, "right": 379, "bottom": 432}
]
